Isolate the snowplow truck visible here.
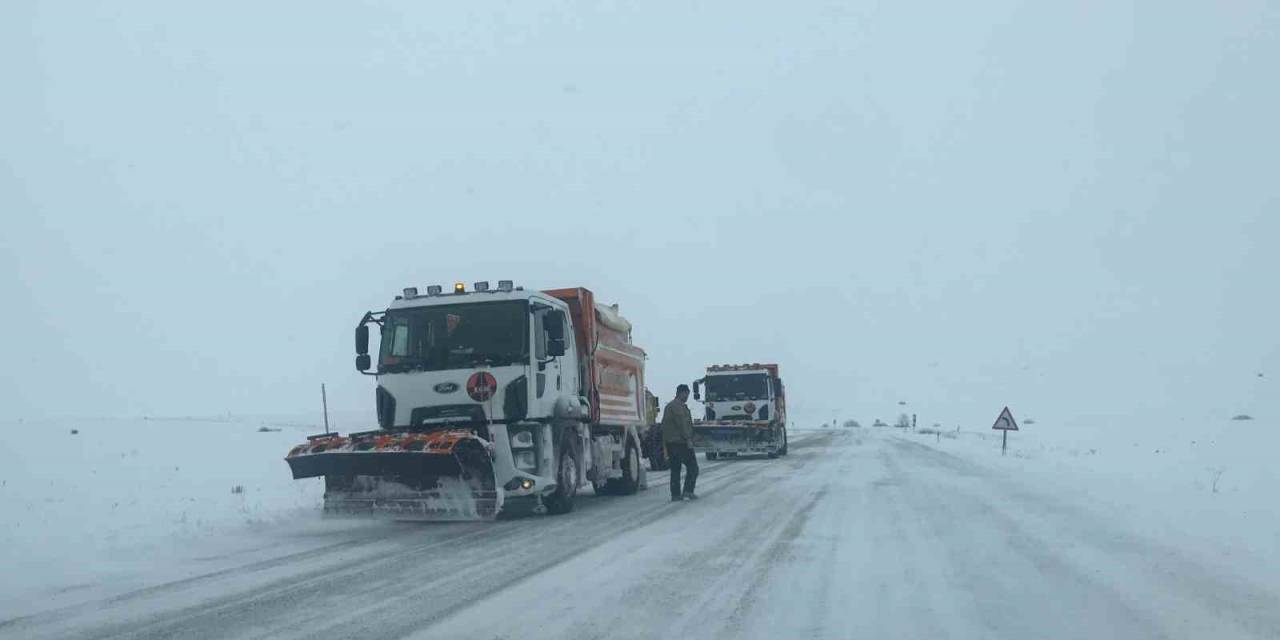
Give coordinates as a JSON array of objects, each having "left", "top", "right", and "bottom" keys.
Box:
[
  {"left": 691, "top": 363, "right": 788, "bottom": 460},
  {"left": 285, "top": 282, "right": 651, "bottom": 520}
]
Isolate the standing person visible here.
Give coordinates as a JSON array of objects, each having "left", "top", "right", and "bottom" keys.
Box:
[{"left": 660, "top": 384, "right": 699, "bottom": 501}]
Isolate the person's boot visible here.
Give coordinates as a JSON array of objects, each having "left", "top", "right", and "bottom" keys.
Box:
[
  {"left": 671, "top": 495, "right": 683, "bottom": 503},
  {"left": 683, "top": 492, "right": 698, "bottom": 501}
]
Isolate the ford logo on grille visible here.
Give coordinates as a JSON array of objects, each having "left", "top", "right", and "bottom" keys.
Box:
[{"left": 434, "top": 382, "right": 459, "bottom": 394}]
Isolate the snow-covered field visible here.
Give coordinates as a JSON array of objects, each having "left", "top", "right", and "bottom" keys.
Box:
[
  {"left": 892, "top": 409, "right": 1280, "bottom": 567},
  {"left": 0, "top": 415, "right": 344, "bottom": 618},
  {"left": 2, "top": 413, "right": 1278, "bottom": 639}
]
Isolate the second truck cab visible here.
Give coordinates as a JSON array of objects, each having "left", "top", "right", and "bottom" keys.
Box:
[{"left": 695, "top": 363, "right": 784, "bottom": 423}]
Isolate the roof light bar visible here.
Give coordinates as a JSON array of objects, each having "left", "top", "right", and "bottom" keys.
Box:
[
  {"left": 426, "top": 285, "right": 443, "bottom": 296},
  {"left": 454, "top": 282, "right": 465, "bottom": 294},
  {"left": 474, "top": 281, "right": 490, "bottom": 292},
  {"left": 403, "top": 287, "right": 419, "bottom": 299},
  {"left": 497, "top": 280, "right": 514, "bottom": 292}
]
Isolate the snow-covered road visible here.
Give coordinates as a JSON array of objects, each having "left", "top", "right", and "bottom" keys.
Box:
[{"left": 3, "top": 429, "right": 1278, "bottom": 640}]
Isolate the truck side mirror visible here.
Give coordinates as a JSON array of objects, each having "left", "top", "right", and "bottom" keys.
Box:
[
  {"left": 545, "top": 310, "right": 565, "bottom": 340},
  {"left": 546, "top": 310, "right": 566, "bottom": 356},
  {"left": 692, "top": 379, "right": 702, "bottom": 401},
  {"left": 356, "top": 324, "right": 370, "bottom": 355},
  {"left": 356, "top": 354, "right": 371, "bottom": 372}
]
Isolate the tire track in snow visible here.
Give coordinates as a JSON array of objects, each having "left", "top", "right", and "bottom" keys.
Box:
[
  {"left": 315, "top": 437, "right": 835, "bottom": 639},
  {"left": 0, "top": 436, "right": 832, "bottom": 640},
  {"left": 412, "top": 431, "right": 841, "bottom": 640}
]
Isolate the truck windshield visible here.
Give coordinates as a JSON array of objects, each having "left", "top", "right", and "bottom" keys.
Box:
[
  {"left": 379, "top": 301, "right": 528, "bottom": 373},
  {"left": 704, "top": 374, "right": 769, "bottom": 401}
]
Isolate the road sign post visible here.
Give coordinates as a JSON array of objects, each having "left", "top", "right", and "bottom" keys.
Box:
[{"left": 991, "top": 406, "right": 1018, "bottom": 456}]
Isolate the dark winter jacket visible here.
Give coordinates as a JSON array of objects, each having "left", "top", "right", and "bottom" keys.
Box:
[{"left": 660, "top": 399, "right": 695, "bottom": 444}]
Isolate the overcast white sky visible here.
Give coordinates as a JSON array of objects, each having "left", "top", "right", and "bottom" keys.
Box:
[{"left": 2, "top": 1, "right": 1276, "bottom": 429}]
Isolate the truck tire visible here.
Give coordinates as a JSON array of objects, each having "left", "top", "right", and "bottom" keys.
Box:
[
  {"left": 606, "top": 440, "right": 641, "bottom": 495},
  {"left": 644, "top": 430, "right": 669, "bottom": 471},
  {"left": 706, "top": 451, "right": 718, "bottom": 461},
  {"left": 648, "top": 447, "right": 669, "bottom": 471},
  {"left": 545, "top": 446, "right": 578, "bottom": 515}
]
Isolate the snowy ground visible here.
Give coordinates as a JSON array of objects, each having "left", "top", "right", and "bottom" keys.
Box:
[
  {"left": 2, "top": 417, "right": 1278, "bottom": 639},
  {"left": 893, "top": 411, "right": 1280, "bottom": 571},
  {"left": 0, "top": 415, "right": 334, "bottom": 617}
]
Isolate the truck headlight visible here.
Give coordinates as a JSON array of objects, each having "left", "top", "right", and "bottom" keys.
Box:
[
  {"left": 510, "top": 429, "right": 534, "bottom": 449},
  {"left": 514, "top": 450, "right": 537, "bottom": 471}
]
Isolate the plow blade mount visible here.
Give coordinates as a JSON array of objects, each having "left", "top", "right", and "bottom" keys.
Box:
[{"left": 286, "top": 429, "right": 500, "bottom": 521}]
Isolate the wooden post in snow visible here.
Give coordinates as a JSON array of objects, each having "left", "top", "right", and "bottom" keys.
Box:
[{"left": 321, "top": 383, "right": 330, "bottom": 434}]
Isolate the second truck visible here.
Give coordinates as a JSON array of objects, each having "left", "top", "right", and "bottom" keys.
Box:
[{"left": 691, "top": 363, "right": 789, "bottom": 460}]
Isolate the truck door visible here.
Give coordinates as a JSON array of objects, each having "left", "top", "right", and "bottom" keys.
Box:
[{"left": 533, "top": 307, "right": 568, "bottom": 408}]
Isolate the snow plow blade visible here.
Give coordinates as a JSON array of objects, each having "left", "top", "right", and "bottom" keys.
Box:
[
  {"left": 692, "top": 420, "right": 783, "bottom": 457},
  {"left": 285, "top": 429, "right": 501, "bottom": 521}
]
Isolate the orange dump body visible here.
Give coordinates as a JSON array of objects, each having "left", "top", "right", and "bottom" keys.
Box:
[{"left": 544, "top": 287, "right": 647, "bottom": 426}]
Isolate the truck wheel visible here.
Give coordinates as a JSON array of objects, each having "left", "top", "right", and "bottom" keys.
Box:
[
  {"left": 649, "top": 448, "right": 669, "bottom": 471},
  {"left": 607, "top": 440, "right": 641, "bottom": 495},
  {"left": 647, "top": 435, "right": 669, "bottom": 471},
  {"left": 706, "top": 451, "right": 718, "bottom": 461},
  {"left": 545, "top": 446, "right": 578, "bottom": 515}
]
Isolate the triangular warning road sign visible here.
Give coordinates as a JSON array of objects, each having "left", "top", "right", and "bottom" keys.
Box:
[{"left": 991, "top": 407, "right": 1019, "bottom": 431}]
